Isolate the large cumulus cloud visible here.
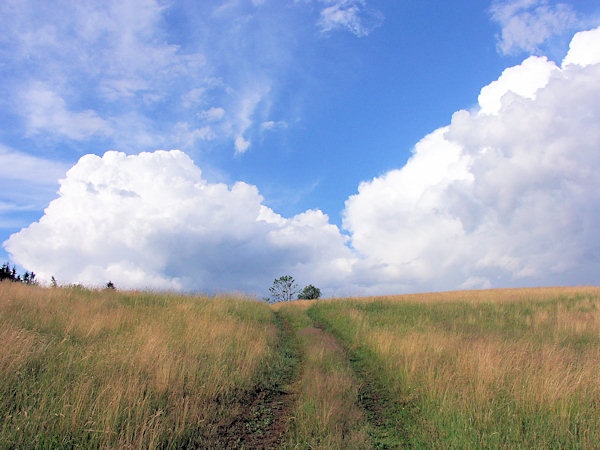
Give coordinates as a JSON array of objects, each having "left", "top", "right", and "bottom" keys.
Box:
[
  {"left": 5, "top": 26, "right": 600, "bottom": 295},
  {"left": 343, "top": 26, "right": 600, "bottom": 291},
  {"left": 5, "top": 150, "right": 354, "bottom": 293}
]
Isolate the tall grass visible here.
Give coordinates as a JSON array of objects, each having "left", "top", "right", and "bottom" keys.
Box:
[
  {"left": 4, "top": 282, "right": 600, "bottom": 447},
  {"left": 0, "top": 281, "right": 275, "bottom": 448},
  {"left": 311, "top": 287, "right": 600, "bottom": 448}
]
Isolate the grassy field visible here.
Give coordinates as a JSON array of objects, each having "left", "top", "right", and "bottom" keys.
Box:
[
  {"left": 310, "top": 287, "right": 600, "bottom": 448},
  {"left": 1, "top": 282, "right": 600, "bottom": 448},
  {"left": 0, "top": 282, "right": 281, "bottom": 448}
]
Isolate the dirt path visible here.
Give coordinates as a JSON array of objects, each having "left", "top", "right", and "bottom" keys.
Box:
[
  {"left": 216, "top": 303, "right": 412, "bottom": 448},
  {"left": 217, "top": 310, "right": 302, "bottom": 448}
]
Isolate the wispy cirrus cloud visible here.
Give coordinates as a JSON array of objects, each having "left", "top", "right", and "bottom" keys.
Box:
[
  {"left": 0, "top": 1, "right": 281, "bottom": 156},
  {"left": 1, "top": 0, "right": 382, "bottom": 160},
  {"left": 0, "top": 145, "right": 68, "bottom": 189},
  {"left": 0, "top": 145, "right": 69, "bottom": 232},
  {"left": 317, "top": 0, "right": 383, "bottom": 37},
  {"left": 21, "top": 83, "right": 113, "bottom": 140},
  {"left": 490, "top": 0, "right": 583, "bottom": 55}
]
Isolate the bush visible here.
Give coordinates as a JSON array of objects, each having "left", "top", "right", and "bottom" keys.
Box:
[{"left": 298, "top": 284, "right": 321, "bottom": 300}]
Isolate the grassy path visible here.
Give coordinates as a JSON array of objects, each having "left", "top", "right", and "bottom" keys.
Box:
[
  {"left": 278, "top": 303, "right": 373, "bottom": 448},
  {"left": 217, "top": 310, "right": 302, "bottom": 448},
  {"left": 307, "top": 290, "right": 600, "bottom": 448},
  {"left": 221, "top": 303, "right": 404, "bottom": 449}
]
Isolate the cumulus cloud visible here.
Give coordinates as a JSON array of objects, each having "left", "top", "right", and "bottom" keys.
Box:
[
  {"left": 478, "top": 55, "right": 558, "bottom": 114},
  {"left": 562, "top": 26, "right": 600, "bottom": 67},
  {"left": 6, "top": 26, "right": 600, "bottom": 295},
  {"left": 4, "top": 150, "right": 353, "bottom": 292},
  {"left": 343, "top": 25, "right": 600, "bottom": 291},
  {"left": 490, "top": 0, "right": 581, "bottom": 55},
  {"left": 318, "top": 0, "right": 383, "bottom": 37}
]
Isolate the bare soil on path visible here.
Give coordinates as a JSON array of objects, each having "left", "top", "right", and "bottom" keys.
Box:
[{"left": 216, "top": 311, "right": 301, "bottom": 448}]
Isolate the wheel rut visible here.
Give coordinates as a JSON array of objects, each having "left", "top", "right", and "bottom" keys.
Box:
[
  {"left": 308, "top": 307, "right": 415, "bottom": 449},
  {"left": 217, "top": 310, "right": 301, "bottom": 449}
]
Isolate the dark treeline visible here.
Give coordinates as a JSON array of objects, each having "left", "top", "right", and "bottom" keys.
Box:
[{"left": 0, "top": 262, "right": 37, "bottom": 285}]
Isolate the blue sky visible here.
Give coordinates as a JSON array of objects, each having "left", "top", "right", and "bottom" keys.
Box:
[{"left": 2, "top": 0, "right": 600, "bottom": 295}]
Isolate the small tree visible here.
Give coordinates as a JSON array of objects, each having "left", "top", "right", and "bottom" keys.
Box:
[
  {"left": 50, "top": 276, "right": 58, "bottom": 288},
  {"left": 298, "top": 284, "right": 321, "bottom": 300},
  {"left": 269, "top": 275, "right": 298, "bottom": 303},
  {"left": 106, "top": 281, "right": 116, "bottom": 290}
]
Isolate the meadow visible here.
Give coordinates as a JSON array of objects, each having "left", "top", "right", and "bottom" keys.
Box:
[
  {"left": 0, "top": 282, "right": 284, "bottom": 448},
  {"left": 1, "top": 282, "right": 600, "bottom": 448}
]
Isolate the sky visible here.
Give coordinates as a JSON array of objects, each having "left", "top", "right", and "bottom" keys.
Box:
[{"left": 1, "top": 0, "right": 600, "bottom": 296}]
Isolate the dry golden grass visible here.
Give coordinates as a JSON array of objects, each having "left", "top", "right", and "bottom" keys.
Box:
[
  {"left": 0, "top": 281, "right": 275, "bottom": 448},
  {"left": 348, "top": 285, "right": 600, "bottom": 304},
  {"left": 5, "top": 282, "right": 600, "bottom": 447},
  {"left": 311, "top": 286, "right": 600, "bottom": 447}
]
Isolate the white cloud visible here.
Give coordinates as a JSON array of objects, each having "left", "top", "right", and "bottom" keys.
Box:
[
  {"left": 318, "top": 0, "right": 383, "bottom": 37},
  {"left": 261, "top": 120, "right": 288, "bottom": 130},
  {"left": 198, "top": 107, "right": 226, "bottom": 122},
  {"left": 0, "top": 145, "right": 68, "bottom": 186},
  {"left": 3, "top": 0, "right": 204, "bottom": 101},
  {"left": 478, "top": 55, "right": 558, "bottom": 115},
  {"left": 234, "top": 136, "right": 251, "bottom": 153},
  {"left": 182, "top": 88, "right": 207, "bottom": 108},
  {"left": 0, "top": 0, "right": 278, "bottom": 155},
  {"left": 6, "top": 25, "right": 600, "bottom": 295},
  {"left": 0, "top": 145, "right": 69, "bottom": 230},
  {"left": 490, "top": 0, "right": 581, "bottom": 55},
  {"left": 4, "top": 150, "right": 353, "bottom": 292},
  {"left": 562, "top": 26, "right": 600, "bottom": 67},
  {"left": 342, "top": 25, "right": 600, "bottom": 292},
  {"left": 173, "top": 122, "right": 215, "bottom": 148},
  {"left": 343, "top": 128, "right": 473, "bottom": 284},
  {"left": 22, "top": 84, "right": 113, "bottom": 140},
  {"left": 230, "top": 86, "right": 270, "bottom": 140}
]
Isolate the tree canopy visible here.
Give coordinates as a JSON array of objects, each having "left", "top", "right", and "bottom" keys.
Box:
[
  {"left": 0, "top": 262, "right": 36, "bottom": 285},
  {"left": 268, "top": 275, "right": 299, "bottom": 303}
]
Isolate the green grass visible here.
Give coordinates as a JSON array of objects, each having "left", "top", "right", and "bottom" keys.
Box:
[
  {"left": 308, "top": 287, "right": 600, "bottom": 448},
  {"left": 2, "top": 283, "right": 600, "bottom": 448}
]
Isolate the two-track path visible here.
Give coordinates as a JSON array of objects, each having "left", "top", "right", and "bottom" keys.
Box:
[{"left": 217, "top": 303, "right": 408, "bottom": 448}]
